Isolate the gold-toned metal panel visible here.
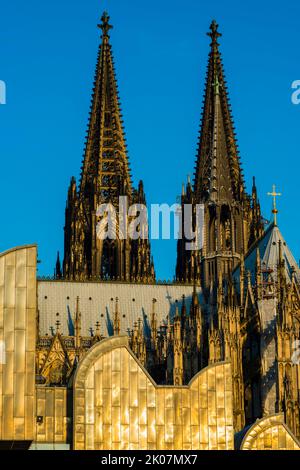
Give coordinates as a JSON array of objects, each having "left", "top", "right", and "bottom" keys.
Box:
[
  {"left": 120, "top": 388, "right": 129, "bottom": 425},
  {"left": 241, "top": 414, "right": 300, "bottom": 450},
  {"left": 112, "top": 371, "right": 121, "bottom": 407},
  {"left": 15, "top": 330, "right": 26, "bottom": 373},
  {"left": 111, "top": 406, "right": 121, "bottom": 443}
]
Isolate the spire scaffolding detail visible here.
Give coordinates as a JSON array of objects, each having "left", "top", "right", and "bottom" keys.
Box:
[
  {"left": 61, "top": 12, "right": 155, "bottom": 283},
  {"left": 267, "top": 184, "right": 282, "bottom": 226},
  {"left": 176, "top": 20, "right": 264, "bottom": 287}
]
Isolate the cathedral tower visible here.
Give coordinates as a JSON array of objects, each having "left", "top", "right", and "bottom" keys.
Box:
[
  {"left": 62, "top": 12, "right": 155, "bottom": 282},
  {"left": 176, "top": 20, "right": 263, "bottom": 289}
]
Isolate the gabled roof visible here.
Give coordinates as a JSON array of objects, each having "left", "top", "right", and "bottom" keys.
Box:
[
  {"left": 194, "top": 20, "right": 245, "bottom": 203},
  {"left": 80, "top": 12, "right": 132, "bottom": 202}
]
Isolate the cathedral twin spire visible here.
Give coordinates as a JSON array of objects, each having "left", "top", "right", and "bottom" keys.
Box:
[
  {"left": 176, "top": 19, "right": 264, "bottom": 287},
  {"left": 61, "top": 13, "right": 263, "bottom": 284},
  {"left": 63, "top": 12, "right": 154, "bottom": 282}
]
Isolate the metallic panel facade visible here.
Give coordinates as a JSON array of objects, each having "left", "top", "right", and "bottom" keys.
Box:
[
  {"left": 241, "top": 414, "right": 300, "bottom": 450},
  {"left": 0, "top": 245, "right": 36, "bottom": 441},
  {"left": 35, "top": 386, "right": 68, "bottom": 444},
  {"left": 73, "top": 336, "right": 234, "bottom": 450}
]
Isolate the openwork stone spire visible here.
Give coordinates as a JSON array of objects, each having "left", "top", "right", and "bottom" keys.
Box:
[
  {"left": 194, "top": 20, "right": 245, "bottom": 203},
  {"left": 207, "top": 19, "right": 222, "bottom": 49}
]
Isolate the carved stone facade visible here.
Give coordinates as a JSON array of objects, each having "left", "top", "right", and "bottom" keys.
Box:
[
  {"left": 239, "top": 414, "right": 300, "bottom": 450},
  {"left": 0, "top": 245, "right": 36, "bottom": 444}
]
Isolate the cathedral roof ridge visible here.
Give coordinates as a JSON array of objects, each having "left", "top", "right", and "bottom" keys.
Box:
[
  {"left": 207, "top": 19, "right": 222, "bottom": 49},
  {"left": 234, "top": 221, "right": 300, "bottom": 284},
  {"left": 0, "top": 243, "right": 37, "bottom": 259}
]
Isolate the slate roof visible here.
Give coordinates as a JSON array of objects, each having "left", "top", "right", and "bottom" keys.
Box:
[{"left": 37, "top": 281, "right": 201, "bottom": 338}]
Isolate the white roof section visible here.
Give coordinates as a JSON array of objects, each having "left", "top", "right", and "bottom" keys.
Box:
[{"left": 37, "top": 281, "right": 201, "bottom": 338}]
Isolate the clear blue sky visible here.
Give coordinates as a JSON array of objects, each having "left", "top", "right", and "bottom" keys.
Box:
[{"left": 0, "top": 0, "right": 299, "bottom": 280}]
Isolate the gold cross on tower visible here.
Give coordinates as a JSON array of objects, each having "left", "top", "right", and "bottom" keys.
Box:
[{"left": 267, "top": 184, "right": 282, "bottom": 226}]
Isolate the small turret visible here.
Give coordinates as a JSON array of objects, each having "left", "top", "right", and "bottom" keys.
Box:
[{"left": 54, "top": 251, "right": 62, "bottom": 279}]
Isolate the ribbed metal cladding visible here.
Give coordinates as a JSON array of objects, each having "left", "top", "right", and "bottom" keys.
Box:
[{"left": 0, "top": 245, "right": 37, "bottom": 441}]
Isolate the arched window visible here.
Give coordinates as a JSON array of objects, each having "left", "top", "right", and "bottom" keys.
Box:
[{"left": 101, "top": 240, "right": 117, "bottom": 279}]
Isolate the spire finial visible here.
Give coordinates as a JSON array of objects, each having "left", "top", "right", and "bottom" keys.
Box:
[
  {"left": 113, "top": 297, "right": 120, "bottom": 336},
  {"left": 98, "top": 11, "right": 113, "bottom": 39},
  {"left": 207, "top": 20, "right": 222, "bottom": 48},
  {"left": 267, "top": 184, "right": 282, "bottom": 226},
  {"left": 252, "top": 176, "right": 257, "bottom": 200}
]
